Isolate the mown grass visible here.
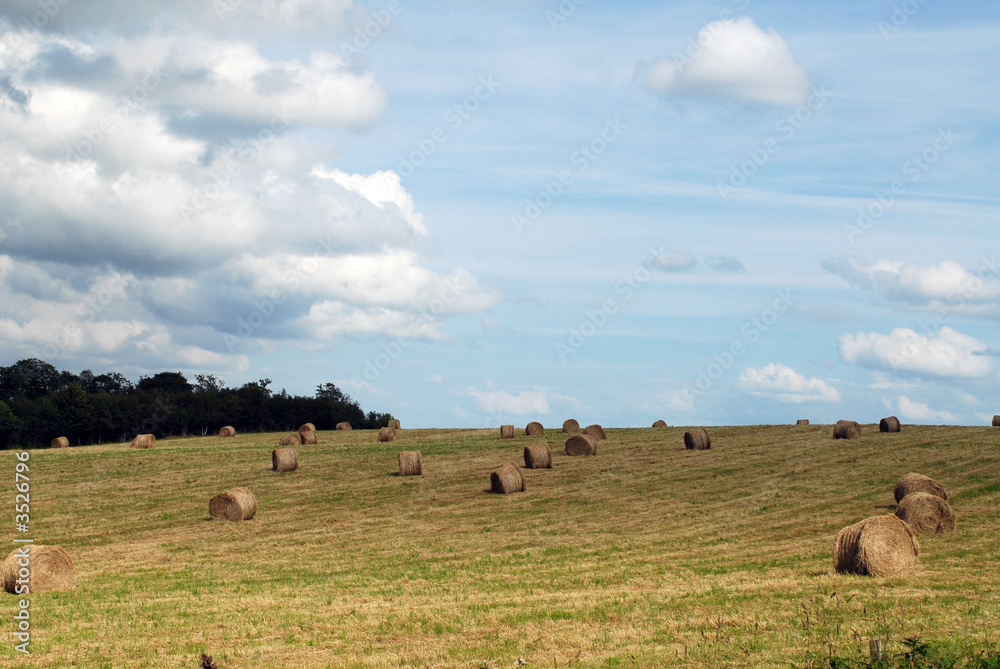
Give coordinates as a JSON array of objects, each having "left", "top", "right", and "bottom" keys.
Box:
[{"left": 1, "top": 424, "right": 999, "bottom": 668}]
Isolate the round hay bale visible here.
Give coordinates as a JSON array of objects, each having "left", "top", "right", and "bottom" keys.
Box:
[
  {"left": 272, "top": 448, "right": 298, "bottom": 473},
  {"left": 1, "top": 545, "right": 75, "bottom": 594},
  {"left": 796, "top": 419, "right": 809, "bottom": 426},
  {"left": 279, "top": 433, "right": 302, "bottom": 446},
  {"left": 895, "top": 492, "right": 955, "bottom": 534},
  {"left": 652, "top": 420, "right": 667, "bottom": 428},
  {"left": 523, "top": 442, "right": 552, "bottom": 469},
  {"left": 398, "top": 451, "right": 422, "bottom": 476},
  {"left": 51, "top": 436, "right": 69, "bottom": 449},
  {"left": 491, "top": 463, "right": 525, "bottom": 494},
  {"left": 993, "top": 415, "right": 1000, "bottom": 427},
  {"left": 879, "top": 416, "right": 901, "bottom": 433},
  {"left": 336, "top": 422, "right": 352, "bottom": 431},
  {"left": 378, "top": 427, "right": 396, "bottom": 443},
  {"left": 525, "top": 421, "right": 544, "bottom": 436},
  {"left": 299, "top": 430, "right": 318, "bottom": 445},
  {"left": 684, "top": 428, "right": 711, "bottom": 450},
  {"left": 500, "top": 424, "right": 515, "bottom": 439},
  {"left": 388, "top": 419, "right": 401, "bottom": 430},
  {"left": 562, "top": 419, "right": 580, "bottom": 433},
  {"left": 219, "top": 426, "right": 237, "bottom": 438},
  {"left": 833, "top": 515, "right": 919, "bottom": 577},
  {"left": 130, "top": 434, "right": 155, "bottom": 449},
  {"left": 209, "top": 487, "right": 257, "bottom": 521},
  {"left": 565, "top": 434, "right": 597, "bottom": 456},
  {"left": 833, "top": 420, "right": 861, "bottom": 439},
  {"left": 583, "top": 424, "right": 606, "bottom": 440},
  {"left": 894, "top": 472, "right": 947, "bottom": 503},
  {"left": 298, "top": 423, "right": 316, "bottom": 434}
]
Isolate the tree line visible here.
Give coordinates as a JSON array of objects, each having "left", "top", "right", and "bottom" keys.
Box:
[{"left": 0, "top": 358, "right": 393, "bottom": 449}]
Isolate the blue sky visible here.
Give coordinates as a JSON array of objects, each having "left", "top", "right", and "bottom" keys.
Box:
[{"left": 1, "top": 0, "right": 998, "bottom": 428}]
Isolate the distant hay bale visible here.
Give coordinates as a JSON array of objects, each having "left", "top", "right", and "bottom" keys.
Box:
[
  {"left": 272, "top": 448, "right": 298, "bottom": 473},
  {"left": 219, "top": 426, "right": 236, "bottom": 438},
  {"left": 796, "top": 419, "right": 809, "bottom": 426},
  {"left": 388, "top": 419, "right": 401, "bottom": 430},
  {"left": 378, "top": 427, "right": 396, "bottom": 443},
  {"left": 833, "top": 420, "right": 862, "bottom": 440},
  {"left": 562, "top": 419, "right": 580, "bottom": 433},
  {"left": 993, "top": 415, "right": 1000, "bottom": 427},
  {"left": 209, "top": 487, "right": 257, "bottom": 521},
  {"left": 525, "top": 421, "right": 544, "bottom": 436},
  {"left": 523, "top": 442, "right": 552, "bottom": 469},
  {"left": 879, "top": 416, "right": 901, "bottom": 433},
  {"left": 833, "top": 515, "right": 919, "bottom": 577},
  {"left": 501, "top": 424, "right": 515, "bottom": 439},
  {"left": 336, "top": 422, "right": 352, "bottom": 431},
  {"left": 2, "top": 545, "right": 75, "bottom": 594},
  {"left": 565, "top": 434, "right": 597, "bottom": 456},
  {"left": 398, "top": 451, "right": 422, "bottom": 476},
  {"left": 51, "top": 436, "right": 69, "bottom": 449},
  {"left": 684, "top": 428, "right": 711, "bottom": 450},
  {"left": 895, "top": 492, "right": 956, "bottom": 534},
  {"left": 130, "top": 434, "right": 155, "bottom": 449},
  {"left": 583, "top": 424, "right": 606, "bottom": 440},
  {"left": 652, "top": 420, "right": 667, "bottom": 428},
  {"left": 894, "top": 472, "right": 947, "bottom": 503},
  {"left": 298, "top": 423, "right": 316, "bottom": 434},
  {"left": 491, "top": 463, "right": 525, "bottom": 494},
  {"left": 279, "top": 433, "right": 302, "bottom": 446},
  {"left": 299, "top": 430, "right": 318, "bottom": 445}
]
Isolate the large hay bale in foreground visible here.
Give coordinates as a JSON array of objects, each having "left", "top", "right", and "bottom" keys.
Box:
[
  {"left": 491, "top": 463, "right": 525, "bottom": 494},
  {"left": 525, "top": 421, "right": 544, "bottom": 436},
  {"left": 523, "top": 443, "right": 552, "bottom": 469},
  {"left": 398, "top": 451, "right": 422, "bottom": 476},
  {"left": 562, "top": 419, "right": 580, "bottom": 433},
  {"left": 652, "top": 420, "right": 667, "bottom": 428},
  {"left": 51, "top": 436, "right": 69, "bottom": 449},
  {"left": 388, "top": 419, "right": 401, "bottom": 430},
  {"left": 378, "top": 427, "right": 396, "bottom": 443},
  {"left": 280, "top": 433, "right": 302, "bottom": 446},
  {"left": 833, "top": 515, "right": 919, "bottom": 577},
  {"left": 684, "top": 428, "right": 711, "bottom": 450},
  {"left": 209, "top": 487, "right": 257, "bottom": 521},
  {"left": 894, "top": 472, "right": 947, "bottom": 503},
  {"left": 833, "top": 420, "right": 861, "bottom": 439},
  {"left": 299, "top": 430, "right": 318, "bottom": 445},
  {"left": 796, "top": 419, "right": 809, "bottom": 426},
  {"left": 219, "top": 426, "right": 236, "bottom": 438},
  {"left": 130, "top": 434, "right": 155, "bottom": 449},
  {"left": 298, "top": 423, "right": 316, "bottom": 434},
  {"left": 272, "top": 448, "right": 298, "bottom": 473},
  {"left": 879, "top": 416, "right": 901, "bottom": 433},
  {"left": 895, "top": 492, "right": 955, "bottom": 534},
  {"left": 500, "top": 424, "right": 515, "bottom": 439},
  {"left": 583, "top": 424, "right": 606, "bottom": 440},
  {"left": 336, "top": 422, "right": 352, "bottom": 431},
  {"left": 993, "top": 415, "right": 1000, "bottom": 427},
  {"left": 2, "top": 545, "right": 75, "bottom": 594},
  {"left": 565, "top": 434, "right": 597, "bottom": 456}
]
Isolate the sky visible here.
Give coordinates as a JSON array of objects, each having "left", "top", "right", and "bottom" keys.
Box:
[{"left": 0, "top": 0, "right": 998, "bottom": 429}]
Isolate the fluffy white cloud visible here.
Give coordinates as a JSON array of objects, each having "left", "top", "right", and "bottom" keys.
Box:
[
  {"left": 639, "top": 17, "right": 811, "bottom": 105},
  {"left": 462, "top": 388, "right": 550, "bottom": 416},
  {"left": 898, "top": 396, "right": 955, "bottom": 423},
  {"left": 737, "top": 363, "right": 840, "bottom": 403},
  {"left": 839, "top": 327, "right": 993, "bottom": 379},
  {"left": 314, "top": 168, "right": 427, "bottom": 236}
]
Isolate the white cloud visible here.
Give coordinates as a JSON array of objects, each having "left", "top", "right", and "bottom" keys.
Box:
[
  {"left": 839, "top": 327, "right": 993, "bottom": 379},
  {"left": 314, "top": 168, "right": 427, "bottom": 235},
  {"left": 427, "top": 374, "right": 444, "bottom": 384},
  {"left": 462, "top": 388, "right": 550, "bottom": 416},
  {"left": 737, "top": 364, "right": 840, "bottom": 403},
  {"left": 653, "top": 252, "right": 698, "bottom": 273},
  {"left": 898, "top": 396, "right": 955, "bottom": 423},
  {"left": 639, "top": 17, "right": 811, "bottom": 105}
]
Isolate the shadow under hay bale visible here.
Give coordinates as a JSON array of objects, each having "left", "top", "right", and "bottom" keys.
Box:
[
  {"left": 299, "top": 430, "right": 318, "bottom": 445},
  {"left": 565, "top": 434, "right": 597, "bottom": 456},
  {"left": 378, "top": 427, "right": 396, "bottom": 443},
  {"left": 209, "top": 487, "right": 257, "bottom": 521},
  {"left": 398, "top": 451, "right": 422, "bottom": 476},
  {"left": 130, "top": 434, "right": 155, "bottom": 449},
  {"left": 562, "top": 419, "right": 580, "bottom": 433},
  {"left": 280, "top": 433, "right": 302, "bottom": 446},
  {"left": 583, "top": 424, "right": 606, "bottom": 440},
  {"left": 272, "top": 448, "right": 298, "bottom": 473},
  {"left": 796, "top": 419, "right": 809, "bottom": 426},
  {"left": 894, "top": 472, "right": 947, "bottom": 503},
  {"left": 879, "top": 416, "right": 901, "bottom": 433},
  {"left": 51, "top": 436, "right": 69, "bottom": 449},
  {"left": 833, "top": 420, "right": 861, "bottom": 440},
  {"left": 388, "top": 419, "right": 401, "bottom": 430},
  {"left": 219, "top": 426, "right": 236, "bottom": 438},
  {"left": 652, "top": 420, "right": 667, "bottom": 428},
  {"left": 500, "top": 424, "right": 515, "bottom": 439},
  {"left": 525, "top": 421, "right": 544, "bottom": 436},
  {"left": 491, "top": 463, "right": 525, "bottom": 494},
  {"left": 895, "top": 492, "right": 955, "bottom": 534},
  {"left": 2, "top": 545, "right": 75, "bottom": 594},
  {"left": 684, "top": 428, "right": 711, "bottom": 450},
  {"left": 523, "top": 442, "right": 552, "bottom": 469},
  {"left": 833, "top": 515, "right": 919, "bottom": 577},
  {"left": 336, "top": 422, "right": 352, "bottom": 431}
]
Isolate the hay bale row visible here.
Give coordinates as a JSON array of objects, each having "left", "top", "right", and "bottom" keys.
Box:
[
  {"left": 209, "top": 487, "right": 257, "bottom": 521},
  {"left": 299, "top": 423, "right": 316, "bottom": 433},
  {"left": 219, "top": 426, "right": 237, "bottom": 438},
  {"left": 684, "top": 428, "right": 711, "bottom": 450},
  {"left": 500, "top": 424, "right": 515, "bottom": 439},
  {"left": 523, "top": 443, "right": 552, "bottom": 469},
  {"left": 879, "top": 416, "right": 901, "bottom": 433},
  {"left": 336, "top": 422, "right": 352, "bottom": 431},
  {"left": 525, "top": 421, "right": 544, "bottom": 436},
  {"left": 562, "top": 419, "right": 580, "bottom": 433},
  {"left": 398, "top": 451, "right": 422, "bottom": 476},
  {"left": 388, "top": 419, "right": 401, "bottom": 430},
  {"left": 833, "top": 515, "right": 919, "bottom": 577},
  {"left": 300, "top": 430, "right": 318, "bottom": 445},
  {"left": 833, "top": 420, "right": 861, "bottom": 440},
  {"left": 565, "top": 434, "right": 597, "bottom": 456},
  {"left": 280, "top": 433, "right": 301, "bottom": 446},
  {"left": 130, "top": 434, "right": 155, "bottom": 449},
  {"left": 378, "top": 427, "right": 396, "bottom": 442},
  {"left": 652, "top": 420, "right": 667, "bottom": 428},
  {"left": 796, "top": 419, "right": 809, "bottom": 426},
  {"left": 272, "top": 448, "right": 298, "bottom": 473},
  {"left": 51, "top": 436, "right": 69, "bottom": 449},
  {"left": 1, "top": 545, "right": 75, "bottom": 594},
  {"left": 491, "top": 463, "right": 525, "bottom": 494},
  {"left": 894, "top": 472, "right": 947, "bottom": 503},
  {"left": 582, "top": 424, "right": 606, "bottom": 440}
]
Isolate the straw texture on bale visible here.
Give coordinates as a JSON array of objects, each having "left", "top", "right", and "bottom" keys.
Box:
[
  {"left": 491, "top": 463, "right": 525, "bottom": 494},
  {"left": 209, "top": 487, "right": 257, "bottom": 521},
  {"left": 51, "top": 436, "right": 69, "bottom": 449},
  {"left": 378, "top": 427, "right": 396, "bottom": 443},
  {"left": 299, "top": 423, "right": 316, "bottom": 433},
  {"left": 796, "top": 419, "right": 809, "bottom": 426},
  {"left": 523, "top": 442, "right": 552, "bottom": 469},
  {"left": 833, "top": 420, "right": 862, "bottom": 440},
  {"left": 894, "top": 472, "right": 947, "bottom": 503},
  {"left": 279, "top": 433, "right": 301, "bottom": 446},
  {"left": 684, "top": 428, "right": 711, "bottom": 450},
  {"left": 583, "top": 424, "right": 606, "bottom": 440},
  {"left": 272, "top": 448, "right": 298, "bottom": 473},
  {"left": 565, "top": 434, "right": 597, "bottom": 456},
  {"left": 879, "top": 416, "right": 901, "bottom": 433},
  {"left": 525, "top": 421, "right": 544, "bottom": 436},
  {"left": 2, "top": 545, "right": 75, "bottom": 594},
  {"left": 562, "top": 419, "right": 580, "bottom": 433},
  {"left": 500, "top": 424, "right": 515, "bottom": 439},
  {"left": 398, "top": 451, "right": 422, "bottom": 476},
  {"left": 833, "top": 515, "right": 919, "bottom": 577},
  {"left": 652, "top": 420, "right": 667, "bottom": 428},
  {"left": 130, "top": 434, "right": 155, "bottom": 449},
  {"left": 299, "top": 430, "right": 318, "bottom": 445},
  {"left": 993, "top": 415, "right": 1000, "bottom": 427},
  {"left": 388, "top": 419, "right": 401, "bottom": 430},
  {"left": 336, "top": 422, "right": 352, "bottom": 431},
  {"left": 895, "top": 492, "right": 956, "bottom": 534},
  {"left": 219, "top": 426, "right": 236, "bottom": 438}
]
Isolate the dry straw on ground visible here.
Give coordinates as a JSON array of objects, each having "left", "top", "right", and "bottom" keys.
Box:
[
  {"left": 525, "top": 421, "right": 544, "bottom": 436},
  {"left": 880, "top": 416, "right": 901, "bottom": 433},
  {"left": 299, "top": 423, "right": 316, "bottom": 433},
  {"left": 895, "top": 491, "right": 956, "bottom": 534},
  {"left": 388, "top": 419, "right": 401, "bottom": 430},
  {"left": 565, "top": 434, "right": 597, "bottom": 456},
  {"left": 894, "top": 472, "right": 948, "bottom": 503},
  {"left": 209, "top": 487, "right": 257, "bottom": 521},
  {"left": 336, "top": 422, "right": 352, "bottom": 431},
  {"left": 652, "top": 420, "right": 667, "bottom": 428},
  {"left": 51, "top": 436, "right": 69, "bottom": 448},
  {"left": 833, "top": 515, "right": 919, "bottom": 577},
  {"left": 2, "top": 545, "right": 75, "bottom": 594},
  {"left": 500, "top": 424, "right": 515, "bottom": 439},
  {"left": 833, "top": 420, "right": 862, "bottom": 440},
  {"left": 684, "top": 428, "right": 711, "bottom": 450},
  {"left": 523, "top": 442, "right": 552, "bottom": 469},
  {"left": 130, "top": 434, "right": 155, "bottom": 449},
  {"left": 491, "top": 463, "right": 525, "bottom": 494},
  {"left": 219, "top": 426, "right": 236, "bottom": 438},
  {"left": 280, "top": 433, "right": 302, "bottom": 446},
  {"left": 378, "top": 427, "right": 396, "bottom": 443},
  {"left": 398, "top": 451, "right": 423, "bottom": 476},
  {"left": 272, "top": 448, "right": 298, "bottom": 473},
  {"left": 299, "top": 430, "right": 318, "bottom": 445},
  {"left": 583, "top": 424, "right": 606, "bottom": 440},
  {"left": 562, "top": 419, "right": 580, "bottom": 433},
  {"left": 796, "top": 419, "right": 809, "bottom": 426}
]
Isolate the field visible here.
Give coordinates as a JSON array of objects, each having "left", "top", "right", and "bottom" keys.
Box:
[{"left": 1, "top": 424, "right": 999, "bottom": 668}]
